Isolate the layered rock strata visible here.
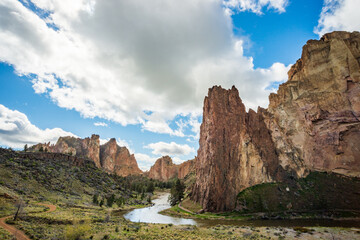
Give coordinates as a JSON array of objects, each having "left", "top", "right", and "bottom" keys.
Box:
[{"left": 192, "top": 31, "right": 360, "bottom": 212}]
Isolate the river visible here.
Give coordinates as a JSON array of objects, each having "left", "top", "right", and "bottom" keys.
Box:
[
  {"left": 124, "top": 193, "right": 196, "bottom": 225},
  {"left": 124, "top": 193, "right": 360, "bottom": 228}
]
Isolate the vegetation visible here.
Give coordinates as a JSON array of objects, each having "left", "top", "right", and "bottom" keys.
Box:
[
  {"left": 169, "top": 179, "right": 185, "bottom": 206},
  {"left": 236, "top": 171, "right": 360, "bottom": 217},
  {"left": 1, "top": 148, "right": 360, "bottom": 239}
]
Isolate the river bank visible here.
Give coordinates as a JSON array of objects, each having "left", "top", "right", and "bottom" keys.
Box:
[{"left": 1, "top": 191, "right": 360, "bottom": 239}]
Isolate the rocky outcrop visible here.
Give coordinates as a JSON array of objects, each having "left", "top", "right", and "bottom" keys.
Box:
[
  {"left": 100, "top": 138, "right": 142, "bottom": 177},
  {"left": 191, "top": 86, "right": 284, "bottom": 212},
  {"left": 30, "top": 135, "right": 142, "bottom": 177},
  {"left": 266, "top": 31, "right": 360, "bottom": 177},
  {"left": 52, "top": 134, "right": 101, "bottom": 168},
  {"left": 192, "top": 31, "right": 360, "bottom": 212},
  {"left": 178, "top": 159, "right": 195, "bottom": 179},
  {"left": 147, "top": 157, "right": 195, "bottom": 181},
  {"left": 148, "top": 156, "right": 178, "bottom": 181}
]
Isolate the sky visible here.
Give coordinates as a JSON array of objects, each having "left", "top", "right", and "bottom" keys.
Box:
[{"left": 0, "top": 0, "right": 359, "bottom": 171}]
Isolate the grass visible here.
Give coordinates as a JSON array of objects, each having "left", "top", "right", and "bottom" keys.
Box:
[{"left": 181, "top": 198, "right": 202, "bottom": 213}]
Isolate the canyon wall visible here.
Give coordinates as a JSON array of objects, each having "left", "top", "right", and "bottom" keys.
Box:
[
  {"left": 192, "top": 31, "right": 360, "bottom": 212},
  {"left": 30, "top": 135, "right": 142, "bottom": 177},
  {"left": 147, "top": 156, "right": 195, "bottom": 181}
]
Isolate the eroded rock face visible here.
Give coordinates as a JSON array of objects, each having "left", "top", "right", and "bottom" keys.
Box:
[
  {"left": 100, "top": 138, "right": 142, "bottom": 177},
  {"left": 192, "top": 31, "right": 360, "bottom": 212},
  {"left": 30, "top": 135, "right": 142, "bottom": 177},
  {"left": 267, "top": 31, "right": 360, "bottom": 177},
  {"left": 53, "top": 134, "right": 101, "bottom": 168},
  {"left": 30, "top": 135, "right": 101, "bottom": 167},
  {"left": 147, "top": 157, "right": 195, "bottom": 181},
  {"left": 148, "top": 156, "right": 178, "bottom": 181},
  {"left": 178, "top": 159, "right": 195, "bottom": 179},
  {"left": 192, "top": 86, "right": 283, "bottom": 212}
]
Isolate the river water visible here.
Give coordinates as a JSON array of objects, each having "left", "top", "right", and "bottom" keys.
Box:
[
  {"left": 124, "top": 193, "right": 360, "bottom": 228},
  {"left": 124, "top": 193, "right": 196, "bottom": 225}
]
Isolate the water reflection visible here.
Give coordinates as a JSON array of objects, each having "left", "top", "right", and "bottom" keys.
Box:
[{"left": 124, "top": 193, "right": 196, "bottom": 225}]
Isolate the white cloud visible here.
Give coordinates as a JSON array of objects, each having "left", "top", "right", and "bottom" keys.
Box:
[
  {"left": 223, "top": 0, "right": 288, "bottom": 14},
  {"left": 145, "top": 141, "right": 195, "bottom": 156},
  {"left": 0, "top": 0, "right": 289, "bottom": 138},
  {"left": 315, "top": 0, "right": 360, "bottom": 36},
  {"left": 0, "top": 104, "right": 75, "bottom": 148},
  {"left": 94, "top": 122, "right": 107, "bottom": 127}
]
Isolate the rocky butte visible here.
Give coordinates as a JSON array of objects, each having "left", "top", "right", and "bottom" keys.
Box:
[
  {"left": 146, "top": 156, "right": 195, "bottom": 181},
  {"left": 192, "top": 31, "right": 360, "bottom": 212},
  {"left": 30, "top": 135, "right": 142, "bottom": 177}
]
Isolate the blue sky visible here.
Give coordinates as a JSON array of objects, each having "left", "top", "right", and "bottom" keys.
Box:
[{"left": 0, "top": 0, "right": 359, "bottom": 170}]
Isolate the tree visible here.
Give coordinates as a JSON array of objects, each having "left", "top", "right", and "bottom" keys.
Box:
[
  {"left": 92, "top": 194, "right": 99, "bottom": 205},
  {"left": 169, "top": 179, "right": 185, "bottom": 206},
  {"left": 116, "top": 197, "right": 124, "bottom": 207},
  {"left": 146, "top": 182, "right": 155, "bottom": 193},
  {"left": 99, "top": 199, "right": 104, "bottom": 207},
  {"left": 13, "top": 199, "right": 25, "bottom": 221},
  {"left": 23, "top": 144, "right": 28, "bottom": 152},
  {"left": 141, "top": 190, "right": 145, "bottom": 200},
  {"left": 39, "top": 146, "right": 44, "bottom": 152},
  {"left": 106, "top": 194, "right": 115, "bottom": 207}
]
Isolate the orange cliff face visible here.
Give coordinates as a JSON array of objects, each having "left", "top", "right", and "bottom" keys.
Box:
[
  {"left": 147, "top": 156, "right": 195, "bottom": 181},
  {"left": 191, "top": 31, "right": 360, "bottom": 212},
  {"left": 29, "top": 135, "right": 142, "bottom": 177}
]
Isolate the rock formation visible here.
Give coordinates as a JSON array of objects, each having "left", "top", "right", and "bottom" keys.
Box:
[
  {"left": 100, "top": 138, "right": 142, "bottom": 176},
  {"left": 30, "top": 135, "right": 142, "bottom": 177},
  {"left": 178, "top": 159, "right": 195, "bottom": 179},
  {"left": 191, "top": 86, "right": 284, "bottom": 212},
  {"left": 266, "top": 31, "right": 360, "bottom": 177},
  {"left": 192, "top": 31, "right": 360, "bottom": 212},
  {"left": 53, "top": 134, "right": 101, "bottom": 168},
  {"left": 147, "top": 156, "right": 195, "bottom": 181}
]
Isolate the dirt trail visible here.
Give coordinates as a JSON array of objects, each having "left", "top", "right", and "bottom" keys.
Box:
[{"left": 0, "top": 203, "right": 56, "bottom": 240}]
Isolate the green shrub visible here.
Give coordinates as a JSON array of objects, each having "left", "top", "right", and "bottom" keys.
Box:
[{"left": 64, "top": 223, "right": 91, "bottom": 240}]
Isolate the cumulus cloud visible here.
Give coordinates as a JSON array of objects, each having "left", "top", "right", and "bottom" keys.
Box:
[
  {"left": 223, "top": 0, "right": 289, "bottom": 14},
  {"left": 315, "top": 0, "right": 360, "bottom": 36},
  {"left": 0, "top": 104, "right": 75, "bottom": 148},
  {"left": 0, "top": 0, "right": 289, "bottom": 137},
  {"left": 94, "top": 122, "right": 108, "bottom": 127},
  {"left": 145, "top": 141, "right": 195, "bottom": 156}
]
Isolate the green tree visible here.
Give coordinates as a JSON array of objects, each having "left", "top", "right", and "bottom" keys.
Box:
[
  {"left": 146, "top": 181, "right": 155, "bottom": 193},
  {"left": 169, "top": 179, "right": 185, "bottom": 206},
  {"left": 106, "top": 194, "right": 115, "bottom": 207},
  {"left": 92, "top": 194, "right": 99, "bottom": 205},
  {"left": 116, "top": 197, "right": 124, "bottom": 207},
  {"left": 99, "top": 199, "right": 104, "bottom": 207},
  {"left": 39, "top": 146, "right": 44, "bottom": 152},
  {"left": 23, "top": 144, "right": 28, "bottom": 152}
]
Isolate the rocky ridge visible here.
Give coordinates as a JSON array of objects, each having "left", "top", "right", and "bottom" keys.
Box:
[
  {"left": 147, "top": 156, "right": 195, "bottom": 181},
  {"left": 192, "top": 31, "right": 360, "bottom": 212},
  {"left": 30, "top": 135, "right": 142, "bottom": 177}
]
